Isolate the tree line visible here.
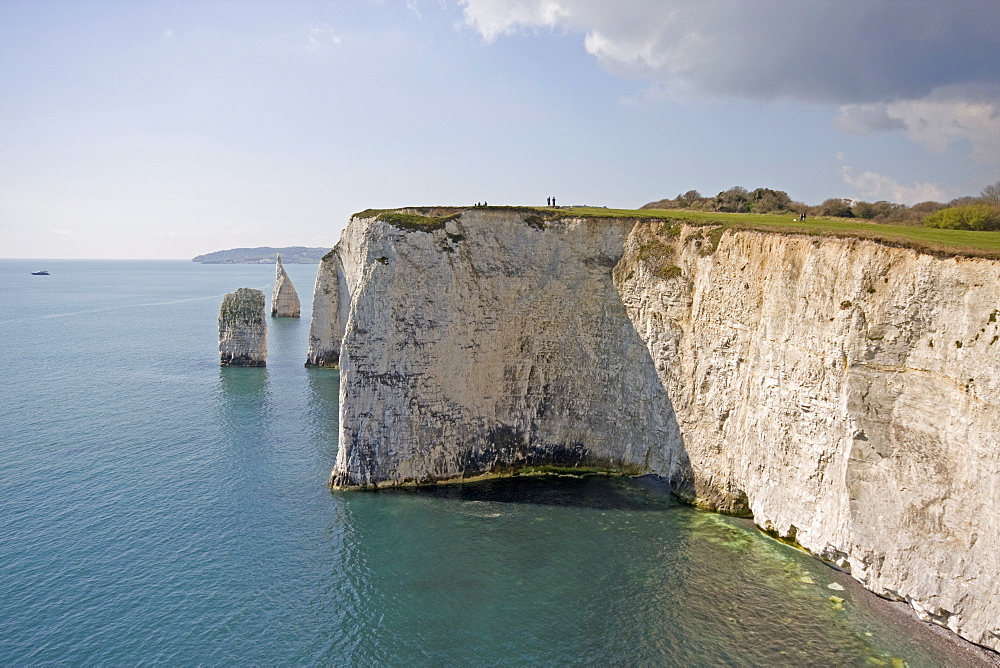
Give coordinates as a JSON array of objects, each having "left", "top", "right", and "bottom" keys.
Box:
[{"left": 642, "top": 180, "right": 1000, "bottom": 231}]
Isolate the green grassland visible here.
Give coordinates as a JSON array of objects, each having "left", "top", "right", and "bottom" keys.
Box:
[
  {"left": 560, "top": 207, "right": 1000, "bottom": 259},
  {"left": 352, "top": 205, "right": 1000, "bottom": 259}
]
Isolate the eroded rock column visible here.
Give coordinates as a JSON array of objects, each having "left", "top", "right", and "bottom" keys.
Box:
[
  {"left": 219, "top": 287, "right": 267, "bottom": 366},
  {"left": 271, "top": 254, "right": 301, "bottom": 317}
]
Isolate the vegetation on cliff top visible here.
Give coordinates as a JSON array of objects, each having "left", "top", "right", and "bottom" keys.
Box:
[
  {"left": 560, "top": 207, "right": 1000, "bottom": 259},
  {"left": 642, "top": 180, "right": 1000, "bottom": 228},
  {"left": 352, "top": 203, "right": 1000, "bottom": 259},
  {"left": 922, "top": 204, "right": 1000, "bottom": 231},
  {"left": 354, "top": 208, "right": 460, "bottom": 232}
]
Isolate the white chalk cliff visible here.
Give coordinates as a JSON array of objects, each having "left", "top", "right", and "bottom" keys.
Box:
[
  {"left": 271, "top": 254, "right": 301, "bottom": 317},
  {"left": 220, "top": 287, "right": 268, "bottom": 366},
  {"left": 307, "top": 208, "right": 1000, "bottom": 651}
]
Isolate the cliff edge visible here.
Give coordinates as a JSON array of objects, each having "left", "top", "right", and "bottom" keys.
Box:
[{"left": 308, "top": 207, "right": 1000, "bottom": 652}]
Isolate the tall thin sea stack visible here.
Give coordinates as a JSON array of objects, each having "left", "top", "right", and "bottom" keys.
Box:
[
  {"left": 271, "top": 254, "right": 301, "bottom": 317},
  {"left": 219, "top": 288, "right": 267, "bottom": 366}
]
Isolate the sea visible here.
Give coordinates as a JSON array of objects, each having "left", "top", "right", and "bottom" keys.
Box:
[{"left": 0, "top": 259, "right": 982, "bottom": 665}]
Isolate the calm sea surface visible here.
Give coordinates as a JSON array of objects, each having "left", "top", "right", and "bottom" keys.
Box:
[{"left": 0, "top": 259, "right": 970, "bottom": 665}]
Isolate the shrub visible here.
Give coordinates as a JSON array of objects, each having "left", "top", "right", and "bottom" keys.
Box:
[
  {"left": 702, "top": 225, "right": 729, "bottom": 255},
  {"left": 715, "top": 186, "right": 751, "bottom": 213},
  {"left": 636, "top": 237, "right": 673, "bottom": 261},
  {"left": 749, "top": 188, "right": 792, "bottom": 213},
  {"left": 655, "top": 265, "right": 682, "bottom": 280},
  {"left": 820, "top": 198, "right": 854, "bottom": 218},
  {"left": 852, "top": 201, "right": 878, "bottom": 219},
  {"left": 923, "top": 204, "right": 1000, "bottom": 231},
  {"left": 909, "top": 201, "right": 948, "bottom": 220},
  {"left": 871, "top": 200, "right": 906, "bottom": 220},
  {"left": 982, "top": 180, "right": 1000, "bottom": 206}
]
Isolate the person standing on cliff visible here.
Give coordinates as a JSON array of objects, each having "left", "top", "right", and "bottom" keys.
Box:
[{"left": 547, "top": 196, "right": 551, "bottom": 206}]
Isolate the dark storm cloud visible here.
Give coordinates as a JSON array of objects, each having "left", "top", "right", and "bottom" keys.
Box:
[{"left": 463, "top": 0, "right": 1000, "bottom": 105}]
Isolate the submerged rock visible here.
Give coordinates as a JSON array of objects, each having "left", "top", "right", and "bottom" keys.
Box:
[
  {"left": 219, "top": 287, "right": 267, "bottom": 366},
  {"left": 271, "top": 254, "right": 301, "bottom": 317}
]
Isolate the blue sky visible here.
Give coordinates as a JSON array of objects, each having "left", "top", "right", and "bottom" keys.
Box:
[{"left": 2, "top": 0, "right": 998, "bottom": 259}]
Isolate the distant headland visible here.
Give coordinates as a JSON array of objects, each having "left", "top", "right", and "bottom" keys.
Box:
[{"left": 192, "top": 246, "right": 329, "bottom": 264}]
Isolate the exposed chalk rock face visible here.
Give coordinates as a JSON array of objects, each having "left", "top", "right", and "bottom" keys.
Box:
[
  {"left": 271, "top": 255, "right": 301, "bottom": 317},
  {"left": 310, "top": 209, "right": 1000, "bottom": 651},
  {"left": 314, "top": 210, "right": 690, "bottom": 488},
  {"left": 219, "top": 287, "right": 267, "bottom": 366},
  {"left": 305, "top": 250, "right": 345, "bottom": 367},
  {"left": 616, "top": 223, "right": 1000, "bottom": 651}
]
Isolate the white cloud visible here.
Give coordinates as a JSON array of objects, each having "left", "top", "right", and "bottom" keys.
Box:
[
  {"left": 307, "top": 23, "right": 341, "bottom": 49},
  {"left": 163, "top": 28, "right": 174, "bottom": 39},
  {"left": 888, "top": 96, "right": 1000, "bottom": 163},
  {"left": 836, "top": 86, "right": 1000, "bottom": 164},
  {"left": 460, "top": 1, "right": 999, "bottom": 102},
  {"left": 459, "top": 0, "right": 1000, "bottom": 162},
  {"left": 840, "top": 165, "right": 944, "bottom": 205},
  {"left": 460, "top": 0, "right": 569, "bottom": 42},
  {"left": 834, "top": 105, "right": 906, "bottom": 135}
]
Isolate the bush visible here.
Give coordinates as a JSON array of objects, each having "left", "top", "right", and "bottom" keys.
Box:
[
  {"left": 673, "top": 190, "right": 703, "bottom": 208},
  {"left": 820, "top": 198, "right": 854, "bottom": 217},
  {"left": 982, "top": 180, "right": 1000, "bottom": 206},
  {"left": 852, "top": 201, "right": 878, "bottom": 219},
  {"left": 871, "top": 200, "right": 906, "bottom": 219},
  {"left": 910, "top": 201, "right": 947, "bottom": 216},
  {"left": 923, "top": 204, "right": 1000, "bottom": 231},
  {"left": 715, "top": 186, "right": 751, "bottom": 213},
  {"left": 749, "top": 188, "right": 792, "bottom": 213}
]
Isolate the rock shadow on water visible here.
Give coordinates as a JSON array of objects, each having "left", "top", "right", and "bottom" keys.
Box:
[
  {"left": 306, "top": 367, "right": 341, "bottom": 460},
  {"left": 266, "top": 314, "right": 307, "bottom": 369},
  {"left": 383, "top": 474, "right": 682, "bottom": 512},
  {"left": 217, "top": 366, "right": 272, "bottom": 440}
]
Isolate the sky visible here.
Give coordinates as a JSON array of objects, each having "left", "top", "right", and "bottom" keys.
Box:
[{"left": 1, "top": 0, "right": 998, "bottom": 259}]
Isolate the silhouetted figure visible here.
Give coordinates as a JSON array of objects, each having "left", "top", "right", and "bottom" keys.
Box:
[
  {"left": 547, "top": 197, "right": 551, "bottom": 206},
  {"left": 552, "top": 196, "right": 556, "bottom": 207},
  {"left": 801, "top": 211, "right": 807, "bottom": 220},
  {"left": 484, "top": 201, "right": 487, "bottom": 206}
]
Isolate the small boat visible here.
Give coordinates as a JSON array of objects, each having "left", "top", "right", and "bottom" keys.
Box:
[{"left": 31, "top": 270, "right": 49, "bottom": 275}]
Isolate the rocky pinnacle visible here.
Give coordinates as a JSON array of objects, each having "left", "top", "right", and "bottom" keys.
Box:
[
  {"left": 219, "top": 287, "right": 267, "bottom": 366},
  {"left": 271, "top": 254, "right": 301, "bottom": 317}
]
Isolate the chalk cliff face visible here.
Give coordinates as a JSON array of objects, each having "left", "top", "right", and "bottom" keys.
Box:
[
  {"left": 271, "top": 255, "right": 301, "bottom": 317},
  {"left": 219, "top": 287, "right": 267, "bottom": 366},
  {"left": 308, "top": 209, "right": 1000, "bottom": 651}
]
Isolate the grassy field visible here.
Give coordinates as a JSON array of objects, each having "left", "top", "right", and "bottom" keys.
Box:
[
  {"left": 558, "top": 207, "right": 1000, "bottom": 259},
  {"left": 354, "top": 205, "right": 1000, "bottom": 259}
]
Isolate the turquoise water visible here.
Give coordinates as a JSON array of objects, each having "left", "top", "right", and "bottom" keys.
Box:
[{"left": 0, "top": 260, "right": 966, "bottom": 665}]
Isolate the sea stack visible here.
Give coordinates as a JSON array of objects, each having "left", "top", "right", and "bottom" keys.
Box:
[
  {"left": 219, "top": 288, "right": 267, "bottom": 366},
  {"left": 271, "top": 254, "right": 301, "bottom": 317}
]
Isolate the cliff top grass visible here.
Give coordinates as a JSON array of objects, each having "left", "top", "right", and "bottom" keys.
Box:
[
  {"left": 561, "top": 206, "right": 1000, "bottom": 259},
  {"left": 353, "top": 206, "right": 1000, "bottom": 259}
]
